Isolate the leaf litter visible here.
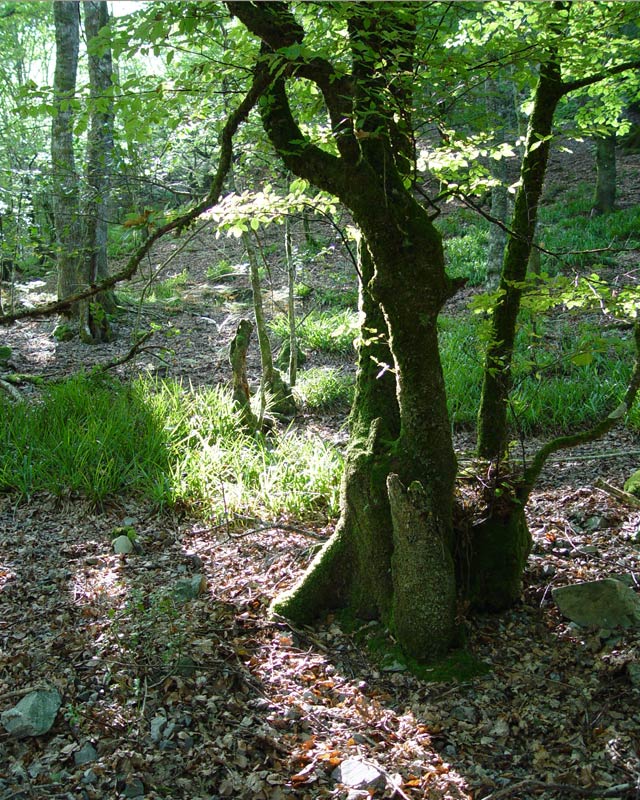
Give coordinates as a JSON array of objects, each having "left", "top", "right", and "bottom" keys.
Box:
[{"left": 1, "top": 445, "right": 639, "bottom": 800}]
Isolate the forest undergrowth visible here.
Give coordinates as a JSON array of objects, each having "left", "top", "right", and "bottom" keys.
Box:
[{"left": 0, "top": 144, "right": 640, "bottom": 800}]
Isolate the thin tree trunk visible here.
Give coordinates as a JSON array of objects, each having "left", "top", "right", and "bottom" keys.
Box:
[
  {"left": 52, "top": 1, "right": 81, "bottom": 313},
  {"left": 477, "top": 58, "right": 564, "bottom": 460},
  {"left": 244, "top": 231, "right": 295, "bottom": 418},
  {"left": 284, "top": 215, "right": 297, "bottom": 386},
  {"left": 592, "top": 133, "right": 616, "bottom": 215},
  {"left": 83, "top": 0, "right": 116, "bottom": 334}
]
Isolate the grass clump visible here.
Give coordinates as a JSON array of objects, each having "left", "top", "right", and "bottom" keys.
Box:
[
  {"left": 0, "top": 375, "right": 343, "bottom": 519},
  {"left": 270, "top": 309, "right": 359, "bottom": 354},
  {"left": 438, "top": 312, "right": 637, "bottom": 434},
  {"left": 538, "top": 183, "right": 640, "bottom": 271},
  {"left": 294, "top": 366, "right": 355, "bottom": 410}
]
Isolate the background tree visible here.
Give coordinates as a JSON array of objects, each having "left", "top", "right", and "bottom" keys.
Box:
[
  {"left": 81, "top": 0, "right": 116, "bottom": 336},
  {"left": 51, "top": 0, "right": 81, "bottom": 311}
]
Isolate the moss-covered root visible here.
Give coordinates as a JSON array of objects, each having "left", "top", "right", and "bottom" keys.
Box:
[
  {"left": 270, "top": 520, "right": 353, "bottom": 624},
  {"left": 467, "top": 506, "right": 531, "bottom": 612},
  {"left": 387, "top": 474, "right": 457, "bottom": 662}
]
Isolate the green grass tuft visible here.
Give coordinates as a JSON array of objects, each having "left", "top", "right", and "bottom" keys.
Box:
[
  {"left": 0, "top": 375, "right": 343, "bottom": 519},
  {"left": 294, "top": 367, "right": 355, "bottom": 410},
  {"left": 270, "top": 309, "right": 359, "bottom": 354}
]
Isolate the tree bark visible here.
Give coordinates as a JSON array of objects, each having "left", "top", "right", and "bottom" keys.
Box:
[
  {"left": 52, "top": 1, "right": 81, "bottom": 312},
  {"left": 230, "top": 1, "right": 461, "bottom": 659},
  {"left": 81, "top": 0, "right": 116, "bottom": 342},
  {"left": 477, "top": 58, "right": 564, "bottom": 461},
  {"left": 592, "top": 133, "right": 617, "bottom": 215}
]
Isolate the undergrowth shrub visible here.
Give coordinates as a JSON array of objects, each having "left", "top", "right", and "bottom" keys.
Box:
[{"left": 438, "top": 313, "right": 638, "bottom": 434}]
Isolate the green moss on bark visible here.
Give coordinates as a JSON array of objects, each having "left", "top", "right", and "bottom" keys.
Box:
[{"left": 466, "top": 506, "right": 531, "bottom": 611}]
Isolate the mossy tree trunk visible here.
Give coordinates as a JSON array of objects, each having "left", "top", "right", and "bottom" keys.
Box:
[
  {"left": 477, "top": 58, "right": 564, "bottom": 462},
  {"left": 243, "top": 230, "right": 295, "bottom": 418},
  {"left": 231, "top": 2, "right": 461, "bottom": 659}
]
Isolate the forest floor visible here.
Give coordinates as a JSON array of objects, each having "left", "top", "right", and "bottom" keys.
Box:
[{"left": 1, "top": 143, "right": 640, "bottom": 800}]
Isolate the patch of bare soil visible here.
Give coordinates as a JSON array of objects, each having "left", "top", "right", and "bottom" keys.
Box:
[{"left": 1, "top": 145, "right": 640, "bottom": 799}]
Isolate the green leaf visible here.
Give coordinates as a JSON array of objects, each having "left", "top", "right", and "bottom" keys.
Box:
[{"left": 570, "top": 351, "right": 593, "bottom": 367}]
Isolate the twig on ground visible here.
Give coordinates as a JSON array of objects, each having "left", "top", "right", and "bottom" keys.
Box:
[
  {"left": 95, "top": 330, "right": 154, "bottom": 373},
  {"left": 594, "top": 478, "right": 640, "bottom": 509},
  {"left": 0, "top": 377, "right": 22, "bottom": 401}
]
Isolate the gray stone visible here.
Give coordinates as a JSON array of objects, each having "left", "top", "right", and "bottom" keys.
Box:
[
  {"left": 123, "top": 778, "right": 145, "bottom": 797},
  {"left": 112, "top": 535, "right": 134, "bottom": 555},
  {"left": 332, "top": 758, "right": 385, "bottom": 790},
  {"left": 1, "top": 689, "right": 62, "bottom": 738},
  {"left": 74, "top": 742, "right": 98, "bottom": 766},
  {"left": 172, "top": 574, "right": 206, "bottom": 603},
  {"left": 150, "top": 715, "right": 166, "bottom": 742},
  {"left": 552, "top": 579, "right": 640, "bottom": 629}
]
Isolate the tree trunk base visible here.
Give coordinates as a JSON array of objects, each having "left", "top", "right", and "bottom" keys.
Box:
[
  {"left": 466, "top": 505, "right": 531, "bottom": 611},
  {"left": 271, "top": 418, "right": 395, "bottom": 625},
  {"left": 388, "top": 474, "right": 457, "bottom": 661}
]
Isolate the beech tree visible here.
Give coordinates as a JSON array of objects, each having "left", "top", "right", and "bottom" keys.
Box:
[
  {"left": 52, "top": 0, "right": 114, "bottom": 340},
  {"left": 4, "top": 1, "right": 640, "bottom": 663},
  {"left": 221, "top": 1, "right": 640, "bottom": 660}
]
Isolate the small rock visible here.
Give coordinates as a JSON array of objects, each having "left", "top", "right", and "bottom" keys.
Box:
[
  {"left": 610, "top": 573, "right": 637, "bottom": 587},
  {"left": 150, "top": 716, "right": 166, "bottom": 742},
  {"left": 553, "top": 579, "right": 640, "bottom": 629},
  {"left": 1, "top": 689, "right": 62, "bottom": 738},
  {"left": 332, "top": 758, "right": 385, "bottom": 790},
  {"left": 578, "top": 545, "right": 599, "bottom": 555},
  {"left": 123, "top": 778, "right": 145, "bottom": 798},
  {"left": 74, "top": 742, "right": 98, "bottom": 766},
  {"left": 112, "top": 535, "right": 134, "bottom": 555},
  {"left": 172, "top": 574, "right": 206, "bottom": 603}
]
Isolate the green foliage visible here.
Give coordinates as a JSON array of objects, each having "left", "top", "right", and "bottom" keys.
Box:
[
  {"left": 148, "top": 270, "right": 188, "bottom": 304},
  {"left": 439, "top": 313, "right": 638, "bottom": 434},
  {"left": 206, "top": 259, "right": 238, "bottom": 281},
  {"left": 314, "top": 285, "right": 358, "bottom": 310},
  {"left": 538, "top": 185, "right": 640, "bottom": 272},
  {"left": 444, "top": 225, "right": 490, "bottom": 286},
  {"left": 0, "top": 375, "right": 343, "bottom": 519},
  {"left": 270, "top": 309, "right": 359, "bottom": 354},
  {"left": 294, "top": 366, "right": 355, "bottom": 410}
]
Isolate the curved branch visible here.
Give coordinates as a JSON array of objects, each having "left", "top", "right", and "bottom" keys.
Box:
[
  {"left": 0, "top": 70, "right": 269, "bottom": 326},
  {"left": 259, "top": 75, "right": 350, "bottom": 198},
  {"left": 518, "top": 322, "right": 640, "bottom": 502},
  {"left": 561, "top": 58, "right": 640, "bottom": 96},
  {"left": 227, "top": 1, "right": 359, "bottom": 162}
]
